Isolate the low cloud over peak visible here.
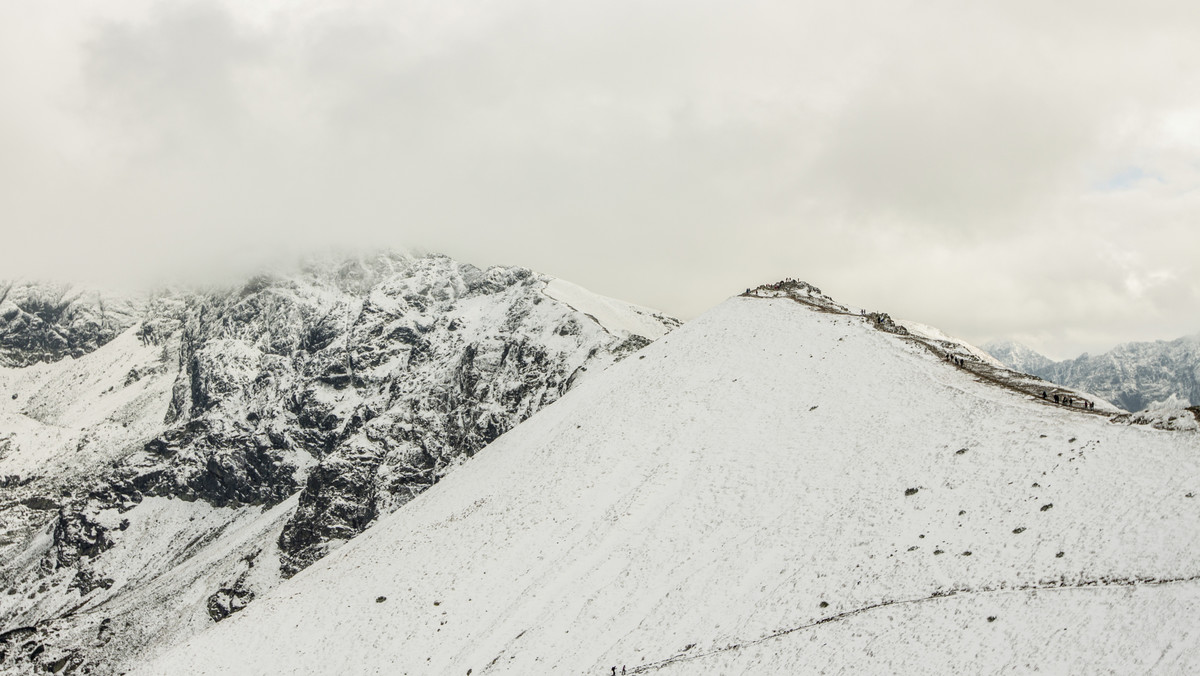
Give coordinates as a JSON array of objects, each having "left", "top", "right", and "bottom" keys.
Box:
[{"left": 2, "top": 0, "right": 1199, "bottom": 357}]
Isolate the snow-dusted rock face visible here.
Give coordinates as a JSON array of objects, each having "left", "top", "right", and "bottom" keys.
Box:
[
  {"left": 0, "top": 282, "right": 142, "bottom": 368},
  {"left": 0, "top": 253, "right": 677, "bottom": 674},
  {"left": 142, "top": 283, "right": 1200, "bottom": 676},
  {"left": 985, "top": 335, "right": 1200, "bottom": 411}
]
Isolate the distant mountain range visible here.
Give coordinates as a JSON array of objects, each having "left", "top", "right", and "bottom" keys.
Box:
[{"left": 984, "top": 335, "right": 1200, "bottom": 412}]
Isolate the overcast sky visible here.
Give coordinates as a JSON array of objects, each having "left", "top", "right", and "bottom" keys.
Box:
[{"left": 3, "top": 0, "right": 1199, "bottom": 359}]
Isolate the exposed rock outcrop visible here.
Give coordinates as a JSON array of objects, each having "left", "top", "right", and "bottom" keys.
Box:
[{"left": 0, "top": 283, "right": 141, "bottom": 368}]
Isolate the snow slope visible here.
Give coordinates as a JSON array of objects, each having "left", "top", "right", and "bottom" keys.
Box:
[
  {"left": 542, "top": 279, "right": 674, "bottom": 340},
  {"left": 0, "top": 327, "right": 175, "bottom": 483},
  {"left": 144, "top": 292, "right": 1200, "bottom": 675},
  {"left": 904, "top": 320, "right": 1006, "bottom": 369}
]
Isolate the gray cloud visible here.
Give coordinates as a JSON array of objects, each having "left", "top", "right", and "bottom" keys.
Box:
[{"left": 2, "top": 0, "right": 1199, "bottom": 358}]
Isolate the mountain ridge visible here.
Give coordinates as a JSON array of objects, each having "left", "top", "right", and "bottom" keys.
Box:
[{"left": 141, "top": 281, "right": 1200, "bottom": 675}]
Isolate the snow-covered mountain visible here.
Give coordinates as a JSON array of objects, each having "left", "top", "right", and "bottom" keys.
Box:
[
  {"left": 981, "top": 339, "right": 1055, "bottom": 376},
  {"left": 985, "top": 335, "right": 1200, "bottom": 412},
  {"left": 0, "top": 253, "right": 678, "bottom": 674},
  {"left": 142, "top": 281, "right": 1200, "bottom": 675}
]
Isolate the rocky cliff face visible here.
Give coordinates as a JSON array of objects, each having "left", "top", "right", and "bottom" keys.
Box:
[
  {"left": 0, "top": 283, "right": 142, "bottom": 368},
  {"left": 984, "top": 335, "right": 1200, "bottom": 412},
  {"left": 0, "top": 252, "right": 677, "bottom": 674}
]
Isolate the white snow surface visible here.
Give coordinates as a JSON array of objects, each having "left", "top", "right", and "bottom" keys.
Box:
[
  {"left": 144, "top": 296, "right": 1200, "bottom": 675},
  {"left": 542, "top": 278, "right": 674, "bottom": 339}
]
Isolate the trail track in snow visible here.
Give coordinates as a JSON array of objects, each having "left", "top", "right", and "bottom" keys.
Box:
[{"left": 629, "top": 573, "right": 1200, "bottom": 673}]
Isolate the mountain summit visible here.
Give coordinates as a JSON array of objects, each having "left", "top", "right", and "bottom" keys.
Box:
[{"left": 144, "top": 281, "right": 1200, "bottom": 675}]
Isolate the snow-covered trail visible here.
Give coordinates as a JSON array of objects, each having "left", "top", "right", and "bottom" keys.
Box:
[{"left": 142, "top": 294, "right": 1200, "bottom": 675}]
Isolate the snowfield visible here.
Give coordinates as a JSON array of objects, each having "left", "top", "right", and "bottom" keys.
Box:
[
  {"left": 0, "top": 327, "right": 175, "bottom": 482},
  {"left": 142, "top": 293, "right": 1200, "bottom": 675},
  {"left": 542, "top": 279, "right": 674, "bottom": 341}
]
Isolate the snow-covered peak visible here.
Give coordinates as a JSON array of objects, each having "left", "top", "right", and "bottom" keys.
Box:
[
  {"left": 144, "top": 291, "right": 1200, "bottom": 675},
  {"left": 982, "top": 339, "right": 1055, "bottom": 376},
  {"left": 986, "top": 334, "right": 1200, "bottom": 411}
]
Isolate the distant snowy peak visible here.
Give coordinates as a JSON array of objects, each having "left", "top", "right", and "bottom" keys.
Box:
[
  {"left": 985, "top": 335, "right": 1200, "bottom": 411},
  {"left": 982, "top": 340, "right": 1055, "bottom": 376}
]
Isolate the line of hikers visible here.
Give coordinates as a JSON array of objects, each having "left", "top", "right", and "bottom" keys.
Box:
[
  {"left": 1041, "top": 390, "right": 1095, "bottom": 410},
  {"left": 941, "top": 350, "right": 1095, "bottom": 411}
]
